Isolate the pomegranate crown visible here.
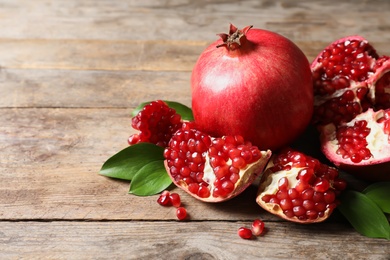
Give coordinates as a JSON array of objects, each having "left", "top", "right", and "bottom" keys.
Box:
[{"left": 216, "top": 24, "right": 253, "bottom": 51}]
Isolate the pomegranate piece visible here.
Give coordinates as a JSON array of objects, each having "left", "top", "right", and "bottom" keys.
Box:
[
  {"left": 256, "top": 148, "right": 347, "bottom": 224},
  {"left": 164, "top": 123, "right": 272, "bottom": 202},
  {"left": 311, "top": 35, "right": 390, "bottom": 126},
  {"left": 176, "top": 207, "right": 187, "bottom": 220},
  {"left": 128, "top": 100, "right": 182, "bottom": 147},
  {"left": 251, "top": 219, "right": 265, "bottom": 236},
  {"left": 320, "top": 108, "right": 390, "bottom": 181},
  {"left": 191, "top": 24, "right": 313, "bottom": 151},
  {"left": 238, "top": 227, "right": 253, "bottom": 240},
  {"left": 312, "top": 36, "right": 390, "bottom": 181}
]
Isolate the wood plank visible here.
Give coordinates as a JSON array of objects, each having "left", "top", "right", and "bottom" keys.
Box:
[
  {"left": 0, "top": 0, "right": 388, "bottom": 43},
  {"left": 0, "top": 221, "right": 389, "bottom": 259},
  {"left": 0, "top": 39, "right": 388, "bottom": 71},
  {"left": 0, "top": 69, "right": 192, "bottom": 108}
]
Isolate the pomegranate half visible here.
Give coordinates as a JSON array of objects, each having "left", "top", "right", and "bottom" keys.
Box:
[{"left": 191, "top": 24, "right": 313, "bottom": 151}]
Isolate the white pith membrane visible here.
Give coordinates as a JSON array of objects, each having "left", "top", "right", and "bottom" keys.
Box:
[
  {"left": 320, "top": 108, "right": 390, "bottom": 166},
  {"left": 174, "top": 149, "right": 272, "bottom": 202},
  {"left": 256, "top": 160, "right": 332, "bottom": 223}
]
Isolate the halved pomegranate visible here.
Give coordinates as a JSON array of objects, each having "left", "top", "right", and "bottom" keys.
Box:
[
  {"left": 311, "top": 36, "right": 390, "bottom": 181},
  {"left": 256, "top": 148, "right": 347, "bottom": 223},
  {"left": 164, "top": 122, "right": 272, "bottom": 202},
  {"left": 320, "top": 108, "right": 390, "bottom": 181}
]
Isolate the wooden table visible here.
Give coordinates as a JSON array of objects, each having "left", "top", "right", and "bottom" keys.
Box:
[{"left": 1, "top": 0, "right": 389, "bottom": 259}]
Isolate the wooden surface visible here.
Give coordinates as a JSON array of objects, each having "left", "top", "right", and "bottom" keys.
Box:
[{"left": 1, "top": 0, "right": 389, "bottom": 259}]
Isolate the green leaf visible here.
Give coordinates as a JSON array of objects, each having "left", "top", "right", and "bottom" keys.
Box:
[
  {"left": 131, "top": 100, "right": 194, "bottom": 121},
  {"left": 99, "top": 143, "right": 165, "bottom": 181},
  {"left": 338, "top": 190, "right": 390, "bottom": 240},
  {"left": 363, "top": 182, "right": 390, "bottom": 213},
  {"left": 129, "top": 160, "right": 172, "bottom": 196}
]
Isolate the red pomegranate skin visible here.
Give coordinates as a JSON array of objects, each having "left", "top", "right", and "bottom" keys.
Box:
[{"left": 191, "top": 27, "right": 313, "bottom": 151}]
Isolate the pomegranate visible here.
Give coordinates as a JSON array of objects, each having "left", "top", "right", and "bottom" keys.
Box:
[
  {"left": 164, "top": 122, "right": 272, "bottom": 202},
  {"left": 191, "top": 24, "right": 313, "bottom": 151},
  {"left": 256, "top": 148, "right": 347, "bottom": 224},
  {"left": 320, "top": 108, "right": 390, "bottom": 181},
  {"left": 128, "top": 100, "right": 182, "bottom": 147},
  {"left": 311, "top": 35, "right": 390, "bottom": 180}
]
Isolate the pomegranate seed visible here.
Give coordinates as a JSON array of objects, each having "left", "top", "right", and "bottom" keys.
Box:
[
  {"left": 238, "top": 227, "right": 252, "bottom": 239},
  {"left": 169, "top": 193, "right": 181, "bottom": 208},
  {"left": 251, "top": 219, "right": 265, "bottom": 236},
  {"left": 176, "top": 207, "right": 187, "bottom": 220},
  {"left": 278, "top": 177, "right": 289, "bottom": 191},
  {"left": 157, "top": 191, "right": 171, "bottom": 206}
]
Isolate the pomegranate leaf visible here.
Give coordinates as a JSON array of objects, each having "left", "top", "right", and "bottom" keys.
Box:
[
  {"left": 363, "top": 182, "right": 390, "bottom": 213},
  {"left": 129, "top": 160, "right": 172, "bottom": 196},
  {"left": 99, "top": 143, "right": 165, "bottom": 181},
  {"left": 131, "top": 100, "right": 194, "bottom": 121},
  {"left": 338, "top": 190, "right": 390, "bottom": 240}
]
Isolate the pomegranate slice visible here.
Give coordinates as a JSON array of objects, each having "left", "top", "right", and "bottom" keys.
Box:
[
  {"left": 128, "top": 100, "right": 182, "bottom": 147},
  {"left": 164, "top": 123, "right": 272, "bottom": 202},
  {"left": 311, "top": 35, "right": 390, "bottom": 126},
  {"left": 311, "top": 36, "right": 390, "bottom": 181},
  {"left": 320, "top": 108, "right": 390, "bottom": 181},
  {"left": 256, "top": 148, "right": 347, "bottom": 224}
]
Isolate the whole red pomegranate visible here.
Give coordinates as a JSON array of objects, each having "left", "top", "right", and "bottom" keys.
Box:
[
  {"left": 311, "top": 35, "right": 390, "bottom": 181},
  {"left": 191, "top": 24, "right": 313, "bottom": 151},
  {"left": 164, "top": 122, "right": 271, "bottom": 202}
]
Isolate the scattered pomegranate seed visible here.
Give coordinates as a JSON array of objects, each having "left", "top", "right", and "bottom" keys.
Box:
[
  {"left": 157, "top": 190, "right": 171, "bottom": 206},
  {"left": 251, "top": 219, "right": 265, "bottom": 236},
  {"left": 169, "top": 193, "right": 181, "bottom": 208},
  {"left": 176, "top": 207, "right": 187, "bottom": 221},
  {"left": 238, "top": 227, "right": 253, "bottom": 240}
]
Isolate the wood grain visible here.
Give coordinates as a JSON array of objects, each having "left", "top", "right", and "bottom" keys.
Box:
[{"left": 0, "top": 69, "right": 192, "bottom": 108}]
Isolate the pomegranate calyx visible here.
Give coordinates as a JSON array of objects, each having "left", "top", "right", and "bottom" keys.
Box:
[{"left": 216, "top": 24, "right": 253, "bottom": 51}]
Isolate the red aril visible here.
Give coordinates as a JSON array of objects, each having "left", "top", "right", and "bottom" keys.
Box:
[
  {"left": 164, "top": 122, "right": 271, "bottom": 202},
  {"left": 251, "top": 219, "right": 265, "bottom": 236},
  {"left": 311, "top": 35, "right": 390, "bottom": 181},
  {"left": 176, "top": 207, "right": 187, "bottom": 221},
  {"left": 238, "top": 227, "right": 253, "bottom": 240},
  {"left": 256, "top": 148, "right": 347, "bottom": 224},
  {"left": 157, "top": 190, "right": 171, "bottom": 206},
  {"left": 191, "top": 24, "right": 313, "bottom": 151},
  {"left": 169, "top": 193, "right": 181, "bottom": 208}
]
